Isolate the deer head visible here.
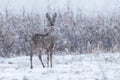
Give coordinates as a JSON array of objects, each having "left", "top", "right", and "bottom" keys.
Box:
[{"left": 46, "top": 13, "right": 57, "bottom": 26}]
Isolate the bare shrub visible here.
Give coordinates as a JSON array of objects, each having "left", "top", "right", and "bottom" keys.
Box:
[{"left": 0, "top": 8, "right": 120, "bottom": 57}]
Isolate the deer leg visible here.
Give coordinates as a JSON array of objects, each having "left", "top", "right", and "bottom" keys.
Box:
[
  {"left": 30, "top": 54, "right": 33, "bottom": 69},
  {"left": 47, "top": 50, "right": 50, "bottom": 68},
  {"left": 50, "top": 51, "right": 53, "bottom": 68},
  {"left": 38, "top": 54, "right": 45, "bottom": 68}
]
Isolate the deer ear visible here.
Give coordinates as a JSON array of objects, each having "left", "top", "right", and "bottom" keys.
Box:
[
  {"left": 46, "top": 13, "right": 50, "bottom": 20},
  {"left": 53, "top": 13, "right": 57, "bottom": 19}
]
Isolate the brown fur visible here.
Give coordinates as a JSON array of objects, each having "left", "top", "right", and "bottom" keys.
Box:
[{"left": 30, "top": 13, "right": 57, "bottom": 69}]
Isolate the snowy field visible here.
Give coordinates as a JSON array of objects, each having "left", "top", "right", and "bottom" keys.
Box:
[
  {"left": 0, "top": 0, "right": 120, "bottom": 80},
  {"left": 0, "top": 53, "right": 120, "bottom": 80}
]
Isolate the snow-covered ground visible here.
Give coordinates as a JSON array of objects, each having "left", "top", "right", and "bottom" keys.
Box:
[{"left": 0, "top": 53, "right": 120, "bottom": 80}]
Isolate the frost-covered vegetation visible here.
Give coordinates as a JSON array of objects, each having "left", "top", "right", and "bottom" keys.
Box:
[
  {"left": 0, "top": 0, "right": 120, "bottom": 80},
  {"left": 0, "top": 8, "right": 120, "bottom": 57}
]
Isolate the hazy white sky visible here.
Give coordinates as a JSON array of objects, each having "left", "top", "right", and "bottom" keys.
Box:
[{"left": 0, "top": 0, "right": 120, "bottom": 14}]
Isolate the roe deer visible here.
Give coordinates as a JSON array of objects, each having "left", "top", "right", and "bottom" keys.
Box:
[{"left": 30, "top": 13, "right": 57, "bottom": 69}]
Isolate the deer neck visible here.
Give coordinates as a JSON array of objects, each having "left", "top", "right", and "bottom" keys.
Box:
[{"left": 46, "top": 26, "right": 54, "bottom": 34}]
